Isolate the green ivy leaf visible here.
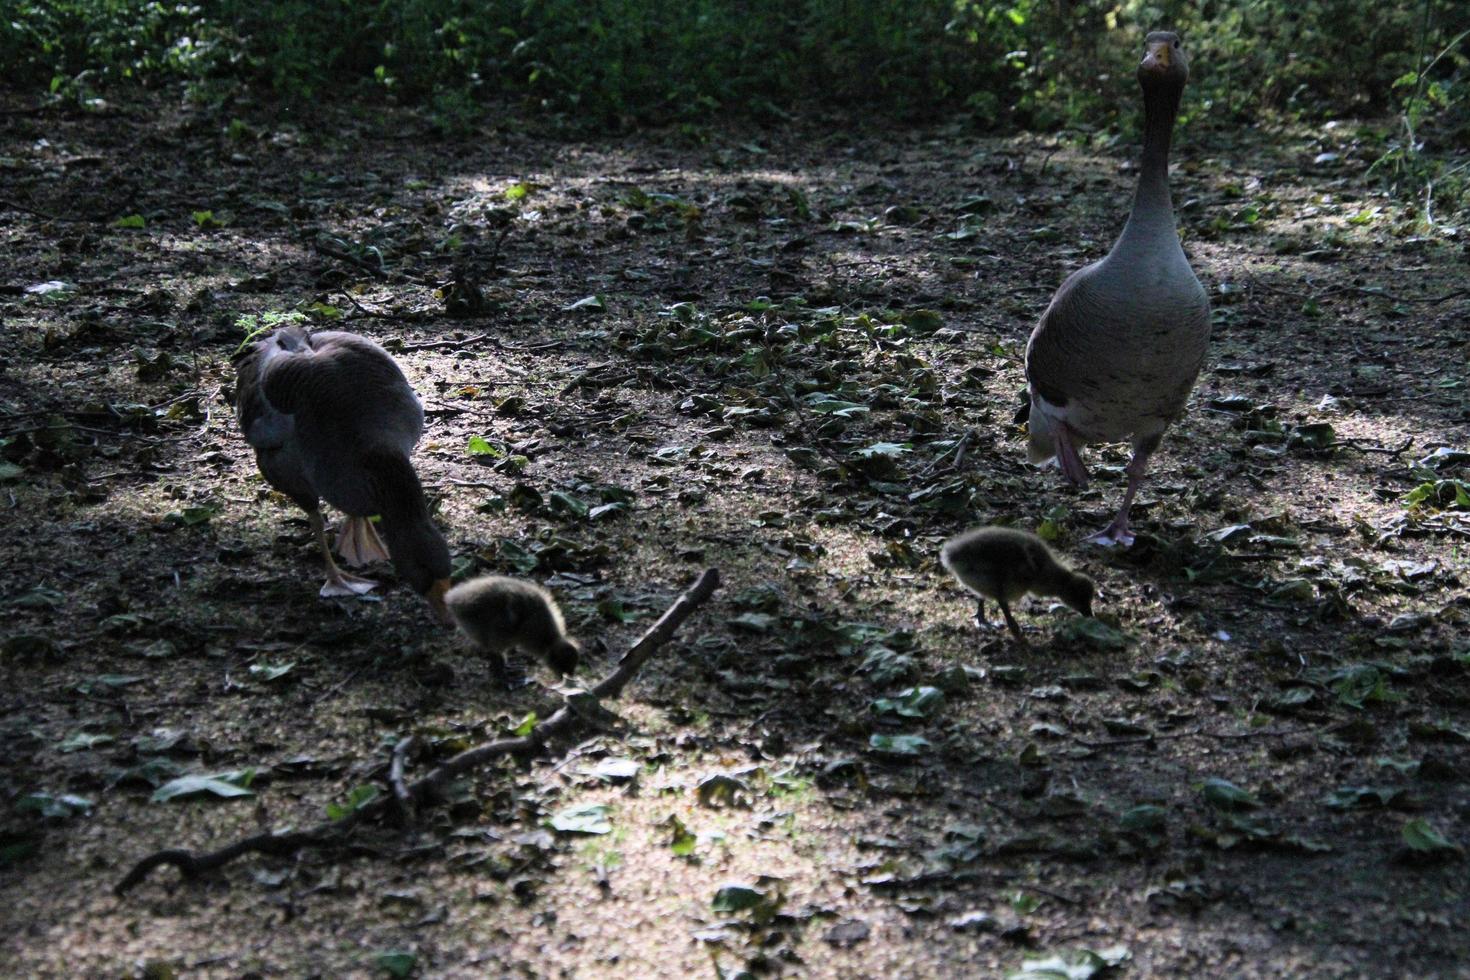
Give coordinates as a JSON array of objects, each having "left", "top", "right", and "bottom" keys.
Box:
[
  {"left": 1401, "top": 818, "right": 1463, "bottom": 856},
  {"left": 1201, "top": 778, "right": 1260, "bottom": 811},
  {"left": 549, "top": 803, "right": 612, "bottom": 835},
  {"left": 375, "top": 950, "right": 417, "bottom": 978},
  {"left": 467, "top": 435, "right": 503, "bottom": 457},
  {"left": 663, "top": 814, "right": 697, "bottom": 857},
  {"left": 326, "top": 784, "right": 381, "bottom": 820},
  {"left": 867, "top": 733, "right": 933, "bottom": 757},
  {"left": 711, "top": 883, "right": 766, "bottom": 913},
  {"left": 152, "top": 770, "right": 256, "bottom": 803}
]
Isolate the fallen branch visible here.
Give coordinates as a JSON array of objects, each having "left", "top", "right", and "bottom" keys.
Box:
[{"left": 115, "top": 568, "right": 721, "bottom": 896}]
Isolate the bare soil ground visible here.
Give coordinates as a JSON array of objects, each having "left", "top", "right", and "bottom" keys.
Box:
[{"left": 2, "top": 91, "right": 1469, "bottom": 979}]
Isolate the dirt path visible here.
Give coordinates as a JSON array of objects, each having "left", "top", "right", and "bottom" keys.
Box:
[{"left": 2, "top": 95, "right": 1468, "bottom": 978}]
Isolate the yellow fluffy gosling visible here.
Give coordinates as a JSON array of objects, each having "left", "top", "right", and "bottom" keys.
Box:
[
  {"left": 444, "top": 576, "right": 580, "bottom": 678},
  {"left": 940, "top": 527, "right": 1094, "bottom": 643}
]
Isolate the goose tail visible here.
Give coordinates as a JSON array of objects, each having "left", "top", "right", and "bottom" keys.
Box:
[{"left": 1025, "top": 392, "right": 1057, "bottom": 464}]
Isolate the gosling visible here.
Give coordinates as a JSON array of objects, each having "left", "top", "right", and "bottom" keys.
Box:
[
  {"left": 939, "top": 526, "right": 1094, "bottom": 644},
  {"left": 444, "top": 576, "right": 580, "bottom": 679}
]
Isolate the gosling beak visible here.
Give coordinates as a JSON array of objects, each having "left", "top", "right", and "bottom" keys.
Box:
[
  {"left": 426, "top": 578, "right": 453, "bottom": 626},
  {"left": 1140, "top": 40, "right": 1172, "bottom": 74}
]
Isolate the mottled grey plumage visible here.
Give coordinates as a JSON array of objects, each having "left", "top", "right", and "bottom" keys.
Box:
[
  {"left": 444, "top": 575, "right": 580, "bottom": 678},
  {"left": 1025, "top": 31, "right": 1210, "bottom": 546},
  {"left": 940, "top": 526, "right": 1094, "bottom": 643},
  {"left": 233, "top": 326, "right": 451, "bottom": 616}
]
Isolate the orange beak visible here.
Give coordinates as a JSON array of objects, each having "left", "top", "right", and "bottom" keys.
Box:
[
  {"left": 426, "top": 578, "right": 453, "bottom": 626},
  {"left": 1140, "top": 41, "right": 1172, "bottom": 74}
]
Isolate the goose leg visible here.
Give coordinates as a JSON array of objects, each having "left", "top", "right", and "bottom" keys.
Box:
[
  {"left": 1087, "top": 434, "right": 1160, "bottom": 548},
  {"left": 973, "top": 598, "right": 988, "bottom": 630},
  {"left": 311, "top": 511, "right": 377, "bottom": 596},
  {"left": 486, "top": 647, "right": 533, "bottom": 691},
  {"left": 1053, "top": 424, "right": 1090, "bottom": 488},
  {"left": 337, "top": 515, "right": 391, "bottom": 566}
]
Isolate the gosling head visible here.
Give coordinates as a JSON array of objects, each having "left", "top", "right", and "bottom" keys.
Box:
[
  {"left": 545, "top": 636, "right": 581, "bottom": 677},
  {"left": 1055, "top": 569, "right": 1095, "bottom": 618}
]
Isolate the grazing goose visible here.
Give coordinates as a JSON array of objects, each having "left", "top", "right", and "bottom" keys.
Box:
[
  {"left": 1024, "top": 31, "right": 1210, "bottom": 546},
  {"left": 940, "top": 526, "right": 1094, "bottom": 644},
  {"left": 444, "top": 576, "right": 580, "bottom": 679},
  {"left": 233, "top": 326, "right": 451, "bottom": 620}
]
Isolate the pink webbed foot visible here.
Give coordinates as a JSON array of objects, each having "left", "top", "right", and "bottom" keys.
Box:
[
  {"left": 1085, "top": 437, "right": 1156, "bottom": 548},
  {"left": 1085, "top": 517, "right": 1135, "bottom": 549},
  {"left": 337, "top": 515, "right": 390, "bottom": 567},
  {"left": 320, "top": 569, "right": 378, "bottom": 597}
]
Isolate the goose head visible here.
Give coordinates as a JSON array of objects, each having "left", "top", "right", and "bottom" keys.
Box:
[
  {"left": 381, "top": 518, "right": 453, "bottom": 624},
  {"left": 1139, "top": 31, "right": 1189, "bottom": 88}
]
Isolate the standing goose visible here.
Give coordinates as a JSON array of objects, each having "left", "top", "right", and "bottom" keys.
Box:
[
  {"left": 1024, "top": 31, "right": 1210, "bottom": 547},
  {"left": 234, "top": 326, "right": 452, "bottom": 620}
]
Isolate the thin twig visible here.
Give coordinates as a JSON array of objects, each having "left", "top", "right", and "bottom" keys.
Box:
[
  {"left": 1253, "top": 274, "right": 1470, "bottom": 307},
  {"left": 399, "top": 334, "right": 489, "bottom": 352},
  {"left": 339, "top": 290, "right": 394, "bottom": 320},
  {"left": 486, "top": 223, "right": 513, "bottom": 274},
  {"left": 917, "top": 430, "right": 973, "bottom": 478},
  {"left": 1017, "top": 883, "right": 1080, "bottom": 906},
  {"left": 1073, "top": 725, "right": 1318, "bottom": 750},
  {"left": 0, "top": 198, "right": 77, "bottom": 222},
  {"left": 310, "top": 665, "right": 364, "bottom": 706},
  {"left": 438, "top": 479, "right": 501, "bottom": 490},
  {"left": 1325, "top": 284, "right": 1469, "bottom": 305},
  {"left": 114, "top": 569, "right": 721, "bottom": 896},
  {"left": 388, "top": 736, "right": 420, "bottom": 827},
  {"left": 312, "top": 240, "right": 388, "bottom": 280},
  {"left": 1323, "top": 436, "right": 1414, "bottom": 456},
  {"left": 561, "top": 365, "right": 635, "bottom": 396}
]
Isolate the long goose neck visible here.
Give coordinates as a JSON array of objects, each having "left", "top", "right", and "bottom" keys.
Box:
[
  {"left": 369, "top": 450, "right": 451, "bottom": 591},
  {"left": 367, "top": 451, "right": 430, "bottom": 524},
  {"left": 1115, "top": 81, "right": 1183, "bottom": 253}
]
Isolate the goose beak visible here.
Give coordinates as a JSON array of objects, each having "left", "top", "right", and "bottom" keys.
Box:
[
  {"left": 426, "top": 578, "right": 453, "bottom": 626},
  {"left": 1140, "top": 41, "right": 1172, "bottom": 74}
]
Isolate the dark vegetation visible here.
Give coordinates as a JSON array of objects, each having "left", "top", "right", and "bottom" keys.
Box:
[
  {"left": 3, "top": 1, "right": 1464, "bottom": 122},
  {"left": 3, "top": 2, "right": 1470, "bottom": 977},
  {"left": 8, "top": 1, "right": 1468, "bottom": 212}
]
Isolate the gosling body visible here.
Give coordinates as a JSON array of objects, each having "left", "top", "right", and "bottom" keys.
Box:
[
  {"left": 444, "top": 575, "right": 580, "bottom": 678},
  {"left": 940, "top": 526, "right": 1094, "bottom": 643}
]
